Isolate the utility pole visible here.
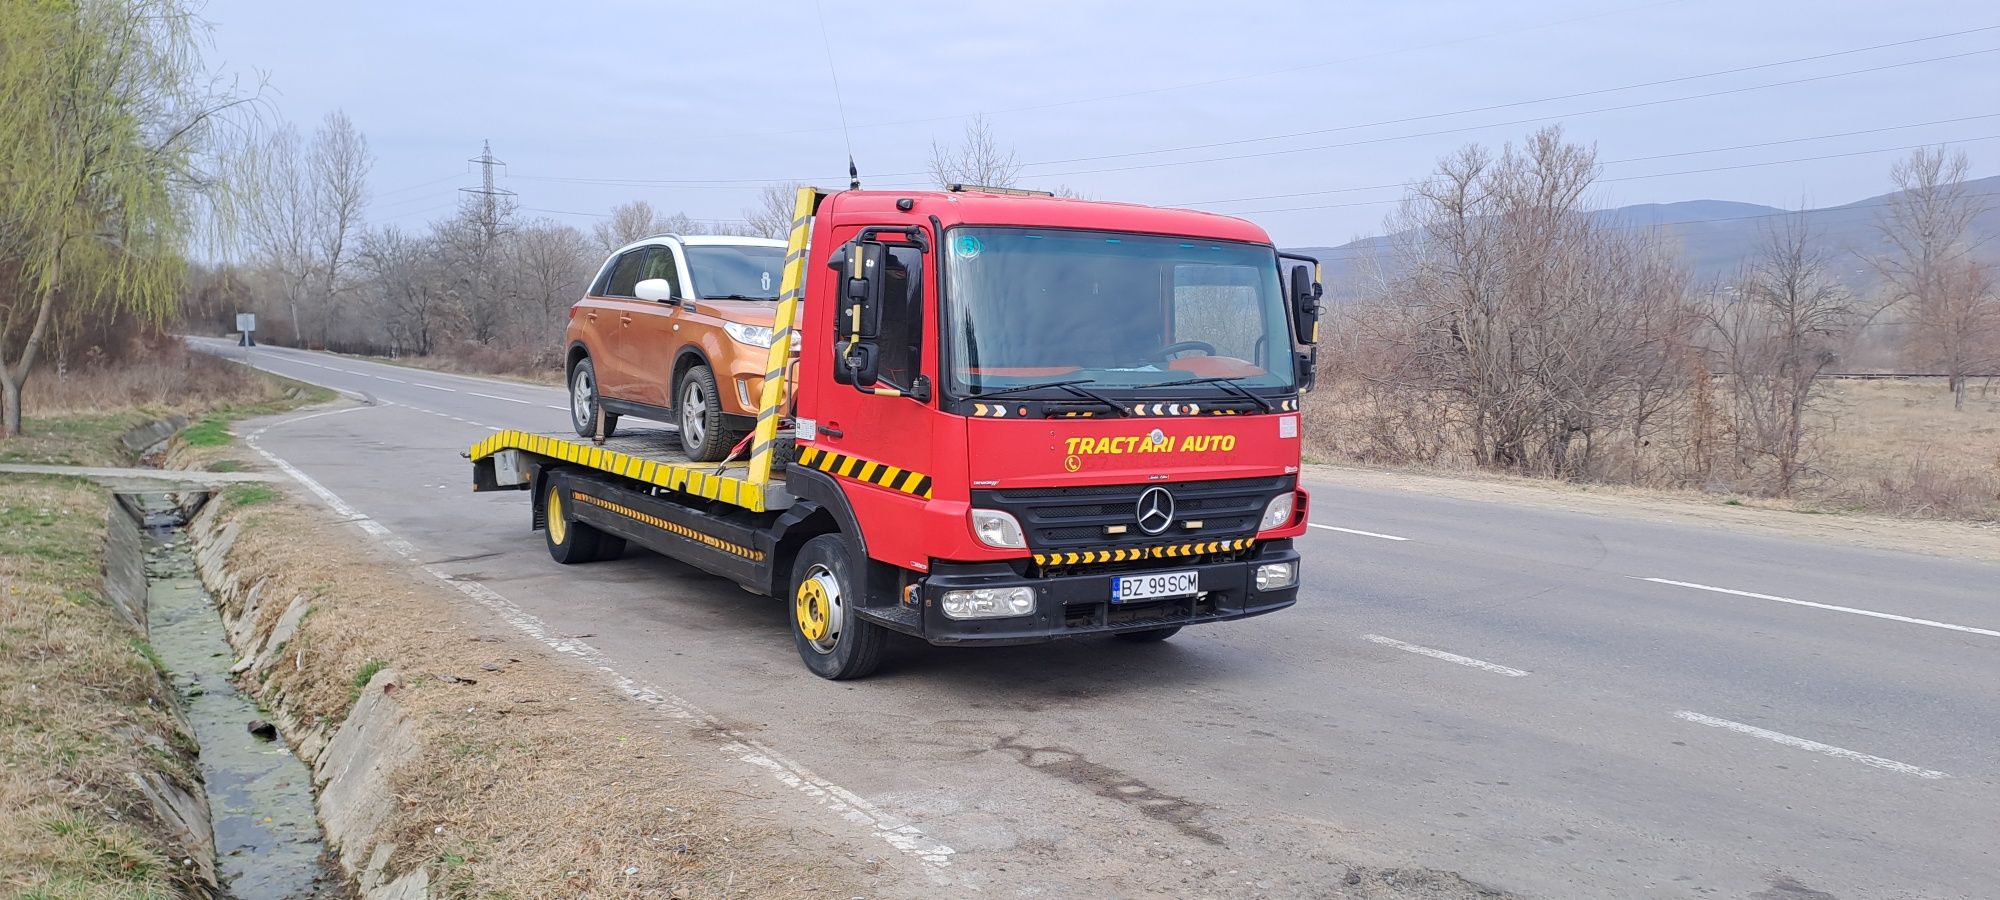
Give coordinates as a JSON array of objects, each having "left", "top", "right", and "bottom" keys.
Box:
[{"left": 460, "top": 140, "right": 515, "bottom": 244}]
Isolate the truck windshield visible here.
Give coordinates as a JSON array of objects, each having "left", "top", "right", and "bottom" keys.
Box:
[
  {"left": 943, "top": 228, "right": 1295, "bottom": 396},
  {"left": 685, "top": 244, "right": 786, "bottom": 300}
]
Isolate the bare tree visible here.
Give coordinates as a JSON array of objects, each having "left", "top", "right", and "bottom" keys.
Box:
[
  {"left": 307, "top": 110, "right": 372, "bottom": 346},
  {"left": 240, "top": 124, "right": 317, "bottom": 344},
  {"left": 357, "top": 226, "right": 449, "bottom": 356},
  {"left": 592, "top": 200, "right": 666, "bottom": 252},
  {"left": 744, "top": 182, "right": 806, "bottom": 239},
  {"left": 511, "top": 219, "right": 593, "bottom": 335},
  {"left": 1352, "top": 127, "right": 1700, "bottom": 479},
  {"left": 927, "top": 114, "right": 1022, "bottom": 189},
  {"left": 1873, "top": 147, "right": 1996, "bottom": 408},
  {"left": 1713, "top": 215, "right": 1853, "bottom": 496}
]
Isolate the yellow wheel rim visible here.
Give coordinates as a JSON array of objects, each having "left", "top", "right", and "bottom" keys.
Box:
[
  {"left": 547, "top": 487, "right": 568, "bottom": 545},
  {"left": 796, "top": 578, "right": 829, "bottom": 642}
]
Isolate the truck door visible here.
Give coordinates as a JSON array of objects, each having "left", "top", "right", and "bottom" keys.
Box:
[{"left": 807, "top": 226, "right": 937, "bottom": 566}]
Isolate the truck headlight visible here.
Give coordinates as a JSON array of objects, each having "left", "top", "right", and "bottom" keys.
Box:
[
  {"left": 941, "top": 586, "right": 1036, "bottom": 620},
  {"left": 1255, "top": 561, "right": 1297, "bottom": 591},
  {"left": 723, "top": 322, "right": 774, "bottom": 348},
  {"left": 970, "top": 508, "right": 1026, "bottom": 549},
  {"left": 1259, "top": 492, "right": 1296, "bottom": 530}
]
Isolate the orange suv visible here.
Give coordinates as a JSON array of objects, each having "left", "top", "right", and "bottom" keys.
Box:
[{"left": 565, "top": 234, "right": 787, "bottom": 460}]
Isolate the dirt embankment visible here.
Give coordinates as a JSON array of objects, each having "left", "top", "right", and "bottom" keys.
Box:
[
  {"left": 168, "top": 433, "right": 917, "bottom": 899},
  {"left": 0, "top": 478, "right": 217, "bottom": 897}
]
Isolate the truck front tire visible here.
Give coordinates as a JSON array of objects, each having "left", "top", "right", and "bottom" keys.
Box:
[
  {"left": 789, "top": 534, "right": 886, "bottom": 680},
  {"left": 543, "top": 480, "right": 625, "bottom": 564}
]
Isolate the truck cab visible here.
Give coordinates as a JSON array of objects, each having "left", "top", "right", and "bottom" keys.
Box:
[{"left": 786, "top": 189, "right": 1317, "bottom": 664}]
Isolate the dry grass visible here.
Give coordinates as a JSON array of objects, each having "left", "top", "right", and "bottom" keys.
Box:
[
  {"left": 1305, "top": 376, "right": 2000, "bottom": 523},
  {"left": 3, "top": 339, "right": 327, "bottom": 468},
  {"left": 204, "top": 488, "right": 898, "bottom": 899},
  {"left": 0, "top": 478, "right": 201, "bottom": 899},
  {"left": 356, "top": 340, "right": 563, "bottom": 386},
  {"left": 1818, "top": 379, "right": 2000, "bottom": 519}
]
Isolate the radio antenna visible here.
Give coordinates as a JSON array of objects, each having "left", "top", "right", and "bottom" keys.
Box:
[{"left": 812, "top": 0, "right": 859, "bottom": 189}]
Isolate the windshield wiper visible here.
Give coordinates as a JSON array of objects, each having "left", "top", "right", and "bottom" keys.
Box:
[
  {"left": 1147, "top": 375, "right": 1275, "bottom": 413},
  {"left": 966, "top": 378, "right": 1131, "bottom": 416},
  {"left": 701, "top": 294, "right": 778, "bottom": 302}
]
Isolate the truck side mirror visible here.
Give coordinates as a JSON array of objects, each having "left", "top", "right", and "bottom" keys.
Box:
[
  {"left": 1289, "top": 264, "right": 1322, "bottom": 345},
  {"left": 834, "top": 240, "right": 888, "bottom": 389}
]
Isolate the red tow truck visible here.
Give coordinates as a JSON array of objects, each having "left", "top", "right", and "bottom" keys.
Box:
[{"left": 468, "top": 186, "right": 1323, "bottom": 678}]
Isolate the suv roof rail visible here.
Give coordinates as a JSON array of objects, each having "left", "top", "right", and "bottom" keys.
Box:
[{"left": 946, "top": 183, "right": 1055, "bottom": 197}]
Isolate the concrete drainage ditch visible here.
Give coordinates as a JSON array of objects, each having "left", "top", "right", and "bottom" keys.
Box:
[{"left": 134, "top": 492, "right": 341, "bottom": 898}]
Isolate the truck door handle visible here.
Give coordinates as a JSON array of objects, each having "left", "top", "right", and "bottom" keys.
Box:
[{"left": 821, "top": 424, "right": 844, "bottom": 439}]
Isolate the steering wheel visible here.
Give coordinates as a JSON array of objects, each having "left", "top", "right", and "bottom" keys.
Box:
[{"left": 1146, "top": 340, "right": 1216, "bottom": 363}]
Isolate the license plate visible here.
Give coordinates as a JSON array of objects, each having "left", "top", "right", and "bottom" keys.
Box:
[{"left": 1112, "top": 570, "right": 1199, "bottom": 603}]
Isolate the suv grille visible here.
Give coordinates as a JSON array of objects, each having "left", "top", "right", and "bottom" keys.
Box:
[{"left": 975, "top": 476, "right": 1291, "bottom": 552}]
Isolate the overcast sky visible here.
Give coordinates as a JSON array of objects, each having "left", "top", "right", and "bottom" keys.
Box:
[{"left": 198, "top": 0, "right": 1997, "bottom": 247}]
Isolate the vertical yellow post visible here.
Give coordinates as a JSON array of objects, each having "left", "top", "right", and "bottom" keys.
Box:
[{"left": 745, "top": 187, "right": 821, "bottom": 492}]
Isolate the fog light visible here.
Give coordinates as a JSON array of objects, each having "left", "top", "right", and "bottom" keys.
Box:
[
  {"left": 1255, "top": 561, "right": 1297, "bottom": 591},
  {"left": 1260, "top": 492, "right": 1295, "bottom": 530},
  {"left": 940, "top": 586, "right": 1036, "bottom": 620},
  {"left": 970, "top": 508, "right": 1026, "bottom": 549}
]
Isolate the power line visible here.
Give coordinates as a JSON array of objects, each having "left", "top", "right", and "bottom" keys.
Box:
[
  {"left": 1288, "top": 189, "right": 2000, "bottom": 263},
  {"left": 374, "top": 170, "right": 466, "bottom": 199},
  {"left": 1231, "top": 133, "right": 2000, "bottom": 219},
  {"left": 689, "top": 0, "right": 1699, "bottom": 143},
  {"left": 1019, "top": 46, "right": 2000, "bottom": 182},
  {"left": 505, "top": 33, "right": 1999, "bottom": 190},
  {"left": 1019, "top": 25, "right": 2000, "bottom": 170},
  {"left": 1176, "top": 112, "right": 2000, "bottom": 207}
]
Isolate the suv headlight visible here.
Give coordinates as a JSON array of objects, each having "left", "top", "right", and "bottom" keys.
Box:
[
  {"left": 723, "top": 322, "right": 774, "bottom": 348},
  {"left": 1259, "top": 492, "right": 1296, "bottom": 530},
  {"left": 970, "top": 508, "right": 1026, "bottom": 549}
]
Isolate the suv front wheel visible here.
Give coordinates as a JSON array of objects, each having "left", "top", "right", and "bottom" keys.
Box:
[
  {"left": 677, "top": 364, "right": 741, "bottom": 461},
  {"left": 569, "top": 357, "right": 618, "bottom": 439}
]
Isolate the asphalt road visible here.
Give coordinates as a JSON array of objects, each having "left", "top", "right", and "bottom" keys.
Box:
[{"left": 193, "top": 337, "right": 1999, "bottom": 899}]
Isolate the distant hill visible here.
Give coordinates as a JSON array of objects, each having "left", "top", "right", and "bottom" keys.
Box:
[{"left": 1288, "top": 175, "right": 2000, "bottom": 299}]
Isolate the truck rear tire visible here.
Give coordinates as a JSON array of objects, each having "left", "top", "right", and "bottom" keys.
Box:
[
  {"left": 789, "top": 534, "right": 886, "bottom": 680},
  {"left": 1113, "top": 625, "right": 1181, "bottom": 643},
  {"left": 543, "top": 480, "right": 625, "bottom": 564},
  {"left": 677, "top": 365, "right": 741, "bottom": 462}
]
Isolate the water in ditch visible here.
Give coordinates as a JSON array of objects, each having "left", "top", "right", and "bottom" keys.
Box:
[{"left": 137, "top": 494, "right": 344, "bottom": 899}]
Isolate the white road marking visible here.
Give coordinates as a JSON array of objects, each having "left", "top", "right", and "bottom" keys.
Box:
[
  {"left": 1640, "top": 578, "right": 2000, "bottom": 639},
  {"left": 413, "top": 382, "right": 458, "bottom": 392},
  {"left": 468, "top": 391, "right": 531, "bottom": 404},
  {"left": 1310, "top": 523, "right": 1410, "bottom": 541},
  {"left": 1362, "top": 634, "right": 1528, "bottom": 677},
  {"left": 1673, "top": 711, "right": 1949, "bottom": 779},
  {"left": 240, "top": 407, "right": 957, "bottom": 877},
  {"left": 373, "top": 375, "right": 408, "bottom": 384}
]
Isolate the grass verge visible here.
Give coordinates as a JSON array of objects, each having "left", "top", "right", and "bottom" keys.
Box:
[
  {"left": 198, "top": 482, "right": 900, "bottom": 898},
  {"left": 0, "top": 477, "right": 202, "bottom": 898}
]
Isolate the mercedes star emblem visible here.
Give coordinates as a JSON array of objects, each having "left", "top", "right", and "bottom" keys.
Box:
[{"left": 1135, "top": 486, "right": 1175, "bottom": 536}]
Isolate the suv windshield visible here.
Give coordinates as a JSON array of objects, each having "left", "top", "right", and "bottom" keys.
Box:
[
  {"left": 685, "top": 244, "right": 786, "bottom": 300},
  {"left": 943, "top": 228, "right": 1295, "bottom": 396}
]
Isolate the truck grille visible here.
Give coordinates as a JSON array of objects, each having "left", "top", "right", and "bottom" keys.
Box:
[{"left": 974, "top": 476, "right": 1291, "bottom": 553}]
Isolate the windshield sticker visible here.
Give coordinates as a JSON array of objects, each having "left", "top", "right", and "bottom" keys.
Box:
[
  {"left": 761, "top": 271, "right": 772, "bottom": 291},
  {"left": 953, "top": 234, "right": 984, "bottom": 259}
]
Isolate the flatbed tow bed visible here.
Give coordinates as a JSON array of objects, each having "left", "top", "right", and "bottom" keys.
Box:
[{"left": 468, "top": 186, "right": 1318, "bottom": 679}]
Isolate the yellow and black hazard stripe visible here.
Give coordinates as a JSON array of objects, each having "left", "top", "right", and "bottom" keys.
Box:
[
  {"left": 1032, "top": 537, "right": 1254, "bottom": 567},
  {"left": 468, "top": 430, "right": 767, "bottom": 511},
  {"left": 796, "top": 445, "right": 934, "bottom": 499},
  {"left": 571, "top": 491, "right": 765, "bottom": 561}
]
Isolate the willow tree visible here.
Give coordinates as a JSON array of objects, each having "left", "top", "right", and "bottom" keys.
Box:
[{"left": 0, "top": 0, "right": 226, "bottom": 436}]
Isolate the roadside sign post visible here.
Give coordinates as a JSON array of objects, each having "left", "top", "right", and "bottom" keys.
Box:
[{"left": 235, "top": 313, "right": 256, "bottom": 347}]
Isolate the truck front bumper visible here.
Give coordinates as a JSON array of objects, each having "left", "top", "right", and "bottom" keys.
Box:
[{"left": 895, "top": 540, "right": 1299, "bottom": 645}]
